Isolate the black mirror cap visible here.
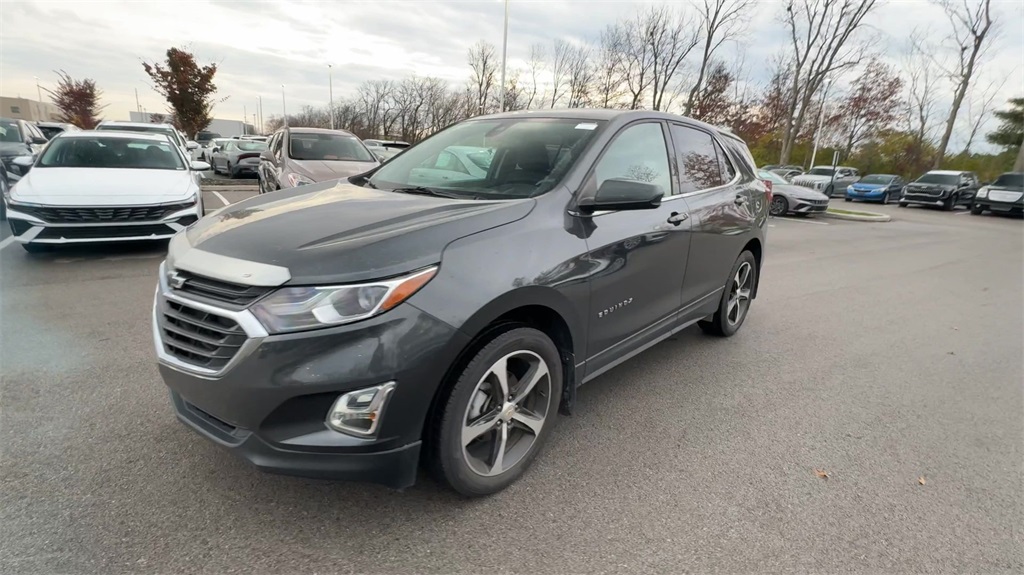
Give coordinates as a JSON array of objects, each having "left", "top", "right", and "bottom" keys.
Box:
[
  {"left": 30, "top": 136, "right": 48, "bottom": 145},
  {"left": 578, "top": 179, "right": 664, "bottom": 214}
]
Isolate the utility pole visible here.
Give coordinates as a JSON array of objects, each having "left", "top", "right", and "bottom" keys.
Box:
[
  {"left": 281, "top": 85, "right": 287, "bottom": 126},
  {"left": 328, "top": 64, "right": 335, "bottom": 129},
  {"left": 809, "top": 77, "right": 835, "bottom": 169},
  {"left": 498, "top": 0, "right": 509, "bottom": 112},
  {"left": 34, "top": 76, "right": 41, "bottom": 103},
  {"left": 1015, "top": 139, "right": 1024, "bottom": 172},
  {"left": 243, "top": 105, "right": 247, "bottom": 135},
  {"left": 135, "top": 88, "right": 141, "bottom": 113},
  {"left": 257, "top": 96, "right": 263, "bottom": 134}
]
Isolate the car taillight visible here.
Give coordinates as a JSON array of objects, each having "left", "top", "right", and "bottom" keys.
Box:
[{"left": 761, "top": 179, "right": 773, "bottom": 204}]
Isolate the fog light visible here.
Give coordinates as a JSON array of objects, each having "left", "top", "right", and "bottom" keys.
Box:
[{"left": 326, "top": 382, "right": 396, "bottom": 436}]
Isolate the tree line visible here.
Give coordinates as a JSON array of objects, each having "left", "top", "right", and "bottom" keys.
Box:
[{"left": 36, "top": 0, "right": 1023, "bottom": 179}]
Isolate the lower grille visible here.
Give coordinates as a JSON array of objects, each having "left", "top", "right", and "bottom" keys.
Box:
[
  {"left": 160, "top": 300, "right": 247, "bottom": 370},
  {"left": 37, "top": 224, "right": 177, "bottom": 240}
]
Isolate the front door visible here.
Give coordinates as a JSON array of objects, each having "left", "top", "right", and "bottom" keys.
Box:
[{"left": 580, "top": 121, "right": 692, "bottom": 380}]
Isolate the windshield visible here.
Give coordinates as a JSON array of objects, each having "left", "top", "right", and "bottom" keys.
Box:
[
  {"left": 0, "top": 120, "right": 22, "bottom": 143},
  {"left": 368, "top": 118, "right": 605, "bottom": 200},
  {"left": 757, "top": 170, "right": 789, "bottom": 185},
  {"left": 915, "top": 173, "right": 958, "bottom": 185},
  {"left": 38, "top": 126, "right": 66, "bottom": 140},
  {"left": 992, "top": 173, "right": 1022, "bottom": 188},
  {"left": 37, "top": 136, "right": 185, "bottom": 170},
  {"left": 859, "top": 175, "right": 893, "bottom": 185},
  {"left": 97, "top": 125, "right": 183, "bottom": 147},
  {"left": 236, "top": 141, "right": 267, "bottom": 152},
  {"left": 807, "top": 167, "right": 835, "bottom": 176},
  {"left": 290, "top": 133, "right": 374, "bottom": 162}
]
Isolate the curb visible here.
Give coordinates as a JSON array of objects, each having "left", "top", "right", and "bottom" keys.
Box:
[{"left": 821, "top": 209, "right": 891, "bottom": 222}]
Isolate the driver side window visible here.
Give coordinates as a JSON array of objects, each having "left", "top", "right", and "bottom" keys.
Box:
[{"left": 594, "top": 122, "right": 672, "bottom": 197}]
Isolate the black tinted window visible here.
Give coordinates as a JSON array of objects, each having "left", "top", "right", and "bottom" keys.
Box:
[
  {"left": 993, "top": 173, "right": 1022, "bottom": 188},
  {"left": 714, "top": 140, "right": 735, "bottom": 182},
  {"left": 594, "top": 123, "right": 672, "bottom": 196},
  {"left": 670, "top": 124, "right": 723, "bottom": 193}
]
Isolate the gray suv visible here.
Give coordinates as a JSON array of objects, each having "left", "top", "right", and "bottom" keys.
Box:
[{"left": 257, "top": 127, "right": 379, "bottom": 193}]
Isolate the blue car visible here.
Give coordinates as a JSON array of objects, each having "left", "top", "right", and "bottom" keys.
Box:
[{"left": 845, "top": 174, "right": 904, "bottom": 204}]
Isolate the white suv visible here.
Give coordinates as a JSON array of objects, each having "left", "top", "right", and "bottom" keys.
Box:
[{"left": 95, "top": 121, "right": 198, "bottom": 157}]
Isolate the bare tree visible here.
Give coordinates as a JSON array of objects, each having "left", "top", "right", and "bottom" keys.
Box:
[
  {"left": 641, "top": 5, "right": 700, "bottom": 111},
  {"left": 616, "top": 16, "right": 656, "bottom": 109},
  {"left": 565, "top": 44, "right": 595, "bottom": 108},
  {"left": 684, "top": 0, "right": 754, "bottom": 116},
  {"left": 904, "top": 34, "right": 938, "bottom": 148},
  {"left": 835, "top": 59, "right": 903, "bottom": 156},
  {"left": 525, "top": 44, "right": 545, "bottom": 110},
  {"left": 961, "top": 78, "right": 1003, "bottom": 154},
  {"left": 930, "top": 0, "right": 996, "bottom": 167},
  {"left": 778, "top": 0, "right": 879, "bottom": 164},
  {"left": 594, "top": 26, "right": 627, "bottom": 108},
  {"left": 357, "top": 79, "right": 394, "bottom": 138},
  {"left": 549, "top": 39, "right": 572, "bottom": 108},
  {"left": 468, "top": 40, "right": 497, "bottom": 114}
]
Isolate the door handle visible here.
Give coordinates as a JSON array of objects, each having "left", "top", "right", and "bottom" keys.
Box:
[
  {"left": 667, "top": 212, "right": 688, "bottom": 226},
  {"left": 734, "top": 195, "right": 748, "bottom": 206}
]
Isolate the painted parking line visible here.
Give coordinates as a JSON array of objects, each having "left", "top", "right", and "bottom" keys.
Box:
[
  {"left": 775, "top": 216, "right": 830, "bottom": 225},
  {"left": 0, "top": 234, "right": 16, "bottom": 251},
  {"left": 211, "top": 191, "right": 230, "bottom": 207}
]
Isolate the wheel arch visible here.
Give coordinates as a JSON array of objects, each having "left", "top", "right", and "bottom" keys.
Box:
[{"left": 742, "top": 237, "right": 763, "bottom": 299}]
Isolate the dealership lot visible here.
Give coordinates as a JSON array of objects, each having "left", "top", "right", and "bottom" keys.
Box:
[{"left": 1, "top": 195, "right": 1021, "bottom": 573}]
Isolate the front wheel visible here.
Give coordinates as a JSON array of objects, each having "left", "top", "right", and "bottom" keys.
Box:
[
  {"left": 942, "top": 195, "right": 956, "bottom": 211},
  {"left": 881, "top": 192, "right": 890, "bottom": 205},
  {"left": 844, "top": 197, "right": 853, "bottom": 202},
  {"left": 433, "top": 327, "right": 562, "bottom": 497},
  {"left": 898, "top": 201, "right": 908, "bottom": 208},
  {"left": 699, "top": 250, "right": 757, "bottom": 337},
  {"left": 971, "top": 204, "right": 984, "bottom": 215},
  {"left": 769, "top": 195, "right": 788, "bottom": 216}
]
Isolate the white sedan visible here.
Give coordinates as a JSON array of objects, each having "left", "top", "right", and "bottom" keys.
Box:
[{"left": 3, "top": 131, "right": 208, "bottom": 253}]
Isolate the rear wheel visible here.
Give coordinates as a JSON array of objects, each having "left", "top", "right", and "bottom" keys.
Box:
[
  {"left": 699, "top": 251, "right": 757, "bottom": 337},
  {"left": 769, "top": 196, "right": 788, "bottom": 216},
  {"left": 433, "top": 327, "right": 562, "bottom": 497}
]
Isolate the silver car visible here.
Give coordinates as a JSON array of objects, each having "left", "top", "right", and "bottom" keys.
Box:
[
  {"left": 210, "top": 139, "right": 268, "bottom": 178},
  {"left": 760, "top": 169, "right": 830, "bottom": 216}
]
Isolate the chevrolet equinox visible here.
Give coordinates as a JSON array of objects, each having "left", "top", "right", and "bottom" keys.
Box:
[{"left": 153, "top": 110, "right": 768, "bottom": 496}]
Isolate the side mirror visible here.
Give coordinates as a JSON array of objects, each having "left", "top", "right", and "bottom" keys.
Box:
[
  {"left": 259, "top": 150, "right": 274, "bottom": 161},
  {"left": 186, "top": 141, "right": 200, "bottom": 150},
  {"left": 578, "top": 179, "right": 664, "bottom": 214},
  {"left": 190, "top": 161, "right": 211, "bottom": 171},
  {"left": 11, "top": 155, "right": 34, "bottom": 168}
]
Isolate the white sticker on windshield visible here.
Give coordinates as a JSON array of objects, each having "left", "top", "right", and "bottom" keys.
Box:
[{"left": 575, "top": 123, "right": 598, "bottom": 130}]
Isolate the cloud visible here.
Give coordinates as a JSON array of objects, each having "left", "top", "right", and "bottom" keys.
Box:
[{"left": 1, "top": 0, "right": 1019, "bottom": 152}]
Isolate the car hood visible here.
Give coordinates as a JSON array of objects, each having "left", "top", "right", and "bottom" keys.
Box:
[
  {"left": 291, "top": 159, "right": 379, "bottom": 182},
  {"left": 11, "top": 167, "right": 196, "bottom": 206},
  {"left": 0, "top": 142, "right": 32, "bottom": 158},
  {"left": 176, "top": 180, "right": 535, "bottom": 285},
  {"left": 773, "top": 183, "right": 828, "bottom": 201}
]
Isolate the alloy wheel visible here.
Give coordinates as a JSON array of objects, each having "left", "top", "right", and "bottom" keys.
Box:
[
  {"left": 769, "top": 196, "right": 787, "bottom": 216},
  {"left": 461, "top": 350, "right": 552, "bottom": 478},
  {"left": 726, "top": 262, "right": 753, "bottom": 326}
]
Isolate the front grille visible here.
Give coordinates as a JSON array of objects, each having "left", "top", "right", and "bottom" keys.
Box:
[
  {"left": 36, "top": 224, "right": 176, "bottom": 240},
  {"left": 160, "top": 300, "right": 247, "bottom": 370},
  {"left": 171, "top": 270, "right": 272, "bottom": 307},
  {"left": 17, "top": 203, "right": 194, "bottom": 223},
  {"left": 989, "top": 190, "right": 1023, "bottom": 203}
]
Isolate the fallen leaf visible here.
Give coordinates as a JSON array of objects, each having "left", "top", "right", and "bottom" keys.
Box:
[
  {"left": 918, "top": 476, "right": 926, "bottom": 485},
  {"left": 952, "top": 327, "right": 959, "bottom": 330},
  {"left": 814, "top": 468, "right": 830, "bottom": 480},
  {"left": 947, "top": 351, "right": 955, "bottom": 355}
]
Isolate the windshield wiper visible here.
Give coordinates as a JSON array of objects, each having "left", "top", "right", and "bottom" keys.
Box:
[{"left": 390, "top": 186, "right": 471, "bottom": 200}]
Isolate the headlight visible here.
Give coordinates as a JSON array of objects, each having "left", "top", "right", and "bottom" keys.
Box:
[
  {"left": 251, "top": 266, "right": 437, "bottom": 333},
  {"left": 976, "top": 186, "right": 989, "bottom": 199},
  {"left": 847, "top": 185, "right": 854, "bottom": 192},
  {"left": 287, "top": 173, "right": 315, "bottom": 187}
]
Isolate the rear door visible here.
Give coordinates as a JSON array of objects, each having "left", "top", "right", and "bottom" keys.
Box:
[{"left": 669, "top": 123, "right": 756, "bottom": 321}]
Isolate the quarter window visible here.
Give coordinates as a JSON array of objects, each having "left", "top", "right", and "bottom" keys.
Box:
[
  {"left": 594, "top": 123, "right": 672, "bottom": 196},
  {"left": 670, "top": 124, "right": 724, "bottom": 193}
]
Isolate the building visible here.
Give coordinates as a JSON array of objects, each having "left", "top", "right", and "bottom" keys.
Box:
[
  {"left": 0, "top": 97, "right": 61, "bottom": 122},
  {"left": 129, "top": 111, "right": 257, "bottom": 138}
]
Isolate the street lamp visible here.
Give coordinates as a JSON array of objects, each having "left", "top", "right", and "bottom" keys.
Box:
[
  {"left": 281, "top": 84, "right": 287, "bottom": 126},
  {"left": 34, "top": 76, "right": 42, "bottom": 104},
  {"left": 328, "top": 64, "right": 335, "bottom": 130},
  {"left": 257, "top": 96, "right": 264, "bottom": 134},
  {"left": 498, "top": 0, "right": 509, "bottom": 112}
]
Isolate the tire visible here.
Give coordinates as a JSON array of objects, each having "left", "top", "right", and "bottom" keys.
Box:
[
  {"left": 824, "top": 185, "right": 834, "bottom": 198},
  {"left": 433, "top": 327, "right": 563, "bottom": 497},
  {"left": 881, "top": 191, "right": 890, "bottom": 205},
  {"left": 844, "top": 197, "right": 853, "bottom": 202},
  {"left": 898, "top": 202, "right": 908, "bottom": 208},
  {"left": 699, "top": 250, "right": 757, "bottom": 338},
  {"left": 970, "top": 204, "right": 984, "bottom": 215},
  {"left": 942, "top": 195, "right": 956, "bottom": 211},
  {"left": 22, "top": 243, "right": 51, "bottom": 254},
  {"left": 769, "top": 195, "right": 788, "bottom": 216},
  {"left": 227, "top": 162, "right": 236, "bottom": 179},
  {"left": 257, "top": 175, "right": 266, "bottom": 194}
]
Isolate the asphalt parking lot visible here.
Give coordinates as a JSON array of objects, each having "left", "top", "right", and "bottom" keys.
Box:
[{"left": 1, "top": 195, "right": 1021, "bottom": 574}]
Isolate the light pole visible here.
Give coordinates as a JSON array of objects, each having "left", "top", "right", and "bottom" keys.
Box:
[
  {"left": 257, "top": 96, "right": 264, "bottom": 134},
  {"left": 498, "top": 0, "right": 509, "bottom": 112},
  {"left": 243, "top": 105, "right": 247, "bottom": 135},
  {"left": 328, "top": 64, "right": 335, "bottom": 130},
  {"left": 809, "top": 76, "right": 835, "bottom": 169},
  {"left": 281, "top": 84, "right": 287, "bottom": 126}
]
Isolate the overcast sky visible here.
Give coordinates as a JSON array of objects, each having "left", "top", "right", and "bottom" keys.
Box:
[{"left": 2, "top": 0, "right": 1021, "bottom": 150}]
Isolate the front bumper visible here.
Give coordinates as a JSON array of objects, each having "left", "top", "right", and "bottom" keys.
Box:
[
  {"left": 790, "top": 197, "right": 829, "bottom": 213},
  {"left": 973, "top": 197, "right": 1024, "bottom": 215},
  {"left": 900, "top": 192, "right": 949, "bottom": 206},
  {"left": 153, "top": 266, "right": 467, "bottom": 488},
  {"left": 6, "top": 202, "right": 201, "bottom": 244},
  {"left": 846, "top": 188, "right": 885, "bottom": 200}
]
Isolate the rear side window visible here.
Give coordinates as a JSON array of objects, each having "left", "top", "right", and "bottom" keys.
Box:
[
  {"left": 593, "top": 122, "right": 673, "bottom": 197},
  {"left": 670, "top": 124, "right": 723, "bottom": 193},
  {"left": 713, "top": 140, "right": 736, "bottom": 182}
]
